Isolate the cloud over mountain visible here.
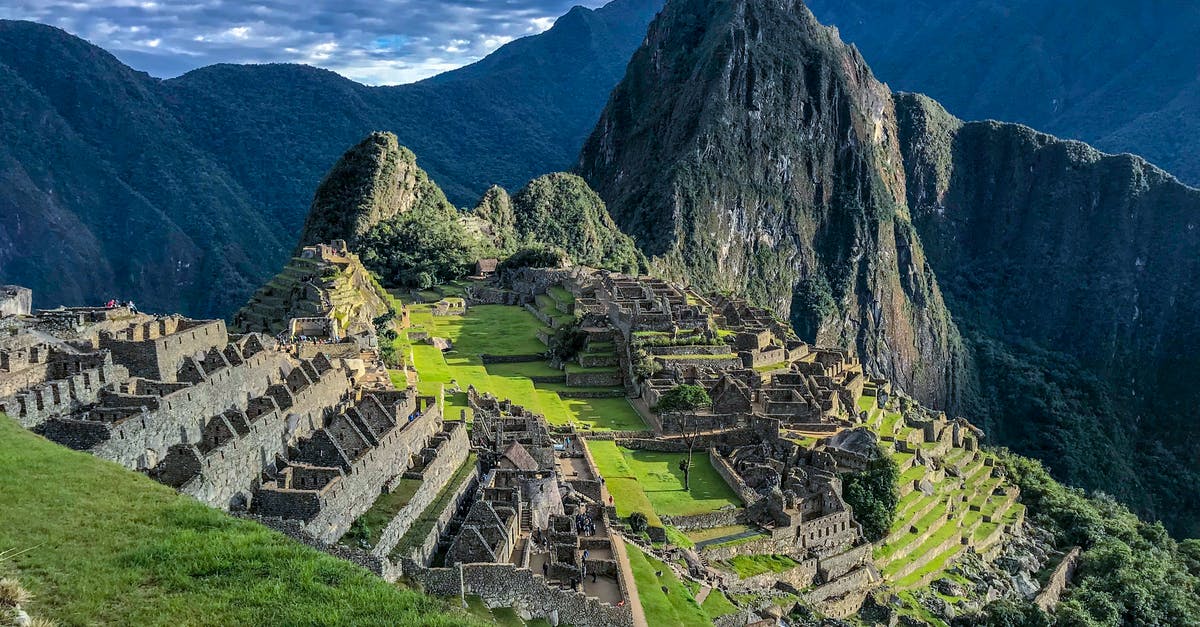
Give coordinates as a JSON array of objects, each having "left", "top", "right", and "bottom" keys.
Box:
[{"left": 0, "top": 0, "right": 607, "bottom": 84}]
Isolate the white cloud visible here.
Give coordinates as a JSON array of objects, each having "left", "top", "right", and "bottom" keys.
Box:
[{"left": 0, "top": 0, "right": 613, "bottom": 84}]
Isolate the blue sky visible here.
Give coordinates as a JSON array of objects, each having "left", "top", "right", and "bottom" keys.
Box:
[{"left": 0, "top": 0, "right": 610, "bottom": 85}]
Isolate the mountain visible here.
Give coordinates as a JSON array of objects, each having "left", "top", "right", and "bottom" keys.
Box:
[
  {"left": 296, "top": 132, "right": 456, "bottom": 252},
  {"left": 579, "top": 0, "right": 966, "bottom": 408},
  {"left": 0, "top": 20, "right": 288, "bottom": 318},
  {"left": 296, "top": 132, "right": 639, "bottom": 289},
  {"left": 0, "top": 0, "right": 664, "bottom": 316},
  {"left": 804, "top": 0, "right": 1200, "bottom": 186},
  {"left": 508, "top": 173, "right": 643, "bottom": 274},
  {"left": 580, "top": 0, "right": 1200, "bottom": 536},
  {"left": 898, "top": 94, "right": 1200, "bottom": 536}
]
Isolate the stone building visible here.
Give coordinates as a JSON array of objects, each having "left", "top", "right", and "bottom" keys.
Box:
[{"left": 0, "top": 286, "right": 32, "bottom": 318}]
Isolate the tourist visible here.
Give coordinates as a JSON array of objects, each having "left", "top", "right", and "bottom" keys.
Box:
[{"left": 542, "top": 561, "right": 548, "bottom": 578}]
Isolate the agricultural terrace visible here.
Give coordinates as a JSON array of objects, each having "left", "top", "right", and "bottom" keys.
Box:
[
  {"left": 387, "top": 297, "right": 646, "bottom": 432},
  {"left": 0, "top": 416, "right": 476, "bottom": 627}
]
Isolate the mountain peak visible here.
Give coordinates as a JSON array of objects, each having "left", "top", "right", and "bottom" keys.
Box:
[
  {"left": 296, "top": 132, "right": 451, "bottom": 251},
  {"left": 580, "top": 0, "right": 961, "bottom": 406}
]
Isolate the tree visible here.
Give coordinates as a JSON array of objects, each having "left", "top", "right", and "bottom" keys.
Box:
[
  {"left": 841, "top": 445, "right": 900, "bottom": 541},
  {"left": 653, "top": 384, "right": 712, "bottom": 491}
]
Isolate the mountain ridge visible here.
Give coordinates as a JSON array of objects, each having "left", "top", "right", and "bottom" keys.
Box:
[{"left": 0, "top": 0, "right": 665, "bottom": 315}]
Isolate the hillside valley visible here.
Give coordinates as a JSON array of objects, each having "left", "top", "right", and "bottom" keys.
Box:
[{"left": 0, "top": 0, "right": 662, "bottom": 317}]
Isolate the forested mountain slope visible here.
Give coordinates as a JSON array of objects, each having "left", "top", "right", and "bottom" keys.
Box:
[
  {"left": 581, "top": 0, "right": 1200, "bottom": 536},
  {"left": 805, "top": 0, "right": 1200, "bottom": 185},
  {"left": 0, "top": 0, "right": 663, "bottom": 315}
]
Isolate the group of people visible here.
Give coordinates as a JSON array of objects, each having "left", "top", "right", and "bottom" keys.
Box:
[
  {"left": 103, "top": 299, "right": 137, "bottom": 313},
  {"left": 574, "top": 512, "right": 597, "bottom": 537}
]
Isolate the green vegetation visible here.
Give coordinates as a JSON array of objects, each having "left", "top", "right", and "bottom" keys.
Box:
[
  {"left": 683, "top": 525, "right": 750, "bottom": 544},
  {"left": 719, "top": 554, "right": 799, "bottom": 578},
  {"left": 497, "top": 244, "right": 570, "bottom": 274},
  {"left": 586, "top": 441, "right": 741, "bottom": 521},
  {"left": 841, "top": 446, "right": 900, "bottom": 541},
  {"left": 509, "top": 173, "right": 644, "bottom": 274},
  {"left": 341, "top": 476, "right": 423, "bottom": 549},
  {"left": 0, "top": 415, "right": 474, "bottom": 626},
  {"left": 401, "top": 304, "right": 645, "bottom": 431},
  {"left": 958, "top": 452, "right": 1200, "bottom": 626},
  {"left": 624, "top": 542, "right": 711, "bottom": 626},
  {"left": 652, "top": 384, "right": 712, "bottom": 415},
  {"left": 652, "top": 384, "right": 713, "bottom": 491}
]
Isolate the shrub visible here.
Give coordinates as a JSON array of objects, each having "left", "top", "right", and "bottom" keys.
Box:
[{"left": 629, "top": 512, "right": 649, "bottom": 534}]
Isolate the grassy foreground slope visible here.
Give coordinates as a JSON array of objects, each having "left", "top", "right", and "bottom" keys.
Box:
[{"left": 0, "top": 415, "right": 476, "bottom": 627}]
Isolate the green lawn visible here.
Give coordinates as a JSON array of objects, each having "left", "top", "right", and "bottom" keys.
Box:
[
  {"left": 625, "top": 542, "right": 711, "bottom": 626},
  {"left": 586, "top": 441, "right": 742, "bottom": 520},
  {"left": 0, "top": 415, "right": 476, "bottom": 627},
  {"left": 718, "top": 554, "right": 799, "bottom": 578},
  {"left": 401, "top": 304, "right": 645, "bottom": 432},
  {"left": 683, "top": 525, "right": 751, "bottom": 543}
]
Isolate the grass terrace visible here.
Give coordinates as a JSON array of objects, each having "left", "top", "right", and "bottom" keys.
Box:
[
  {"left": 586, "top": 441, "right": 742, "bottom": 521},
  {"left": 718, "top": 554, "right": 799, "bottom": 579},
  {"left": 625, "top": 542, "right": 712, "bottom": 626},
  {"left": 390, "top": 454, "right": 478, "bottom": 559},
  {"left": 0, "top": 416, "right": 476, "bottom": 627},
  {"left": 393, "top": 302, "right": 645, "bottom": 431},
  {"left": 341, "top": 476, "right": 423, "bottom": 548}
]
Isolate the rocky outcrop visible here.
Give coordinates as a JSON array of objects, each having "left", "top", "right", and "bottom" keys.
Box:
[{"left": 579, "top": 0, "right": 965, "bottom": 407}]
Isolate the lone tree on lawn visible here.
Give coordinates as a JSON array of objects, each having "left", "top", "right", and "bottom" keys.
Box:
[{"left": 653, "top": 384, "right": 712, "bottom": 491}]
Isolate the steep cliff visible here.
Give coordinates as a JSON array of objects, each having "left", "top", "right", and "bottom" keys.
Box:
[
  {"left": 578, "top": 0, "right": 964, "bottom": 406},
  {"left": 898, "top": 94, "right": 1200, "bottom": 535}
]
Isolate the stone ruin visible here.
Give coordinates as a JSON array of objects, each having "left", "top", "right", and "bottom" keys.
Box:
[
  {"left": 0, "top": 285, "right": 32, "bottom": 318},
  {"left": 0, "top": 290, "right": 477, "bottom": 560},
  {"left": 399, "top": 386, "right": 635, "bottom": 627}
]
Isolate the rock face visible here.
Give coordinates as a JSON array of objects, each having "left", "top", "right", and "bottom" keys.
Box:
[
  {"left": 579, "top": 0, "right": 964, "bottom": 406},
  {"left": 296, "top": 133, "right": 452, "bottom": 251},
  {"left": 898, "top": 94, "right": 1200, "bottom": 535}
]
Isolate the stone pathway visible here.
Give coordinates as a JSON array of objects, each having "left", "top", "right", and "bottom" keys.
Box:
[{"left": 694, "top": 585, "right": 712, "bottom": 605}]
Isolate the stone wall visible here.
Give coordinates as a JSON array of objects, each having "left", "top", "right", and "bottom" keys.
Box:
[
  {"left": 177, "top": 365, "right": 352, "bottom": 509},
  {"left": 266, "top": 403, "right": 446, "bottom": 544},
  {"left": 409, "top": 563, "right": 633, "bottom": 627},
  {"left": 654, "top": 355, "right": 743, "bottom": 370},
  {"left": 2, "top": 361, "right": 129, "bottom": 429},
  {"left": 371, "top": 422, "right": 470, "bottom": 558},
  {"left": 643, "top": 345, "right": 732, "bottom": 356},
  {"left": 660, "top": 509, "right": 742, "bottom": 531},
  {"left": 99, "top": 319, "right": 228, "bottom": 382},
  {"left": 565, "top": 370, "right": 623, "bottom": 387},
  {"left": 0, "top": 286, "right": 32, "bottom": 318},
  {"left": 396, "top": 464, "right": 480, "bottom": 568},
  {"left": 710, "top": 449, "right": 761, "bottom": 506},
  {"left": 1034, "top": 546, "right": 1081, "bottom": 612},
  {"left": 44, "top": 349, "right": 294, "bottom": 469},
  {"left": 724, "top": 558, "right": 818, "bottom": 594}
]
